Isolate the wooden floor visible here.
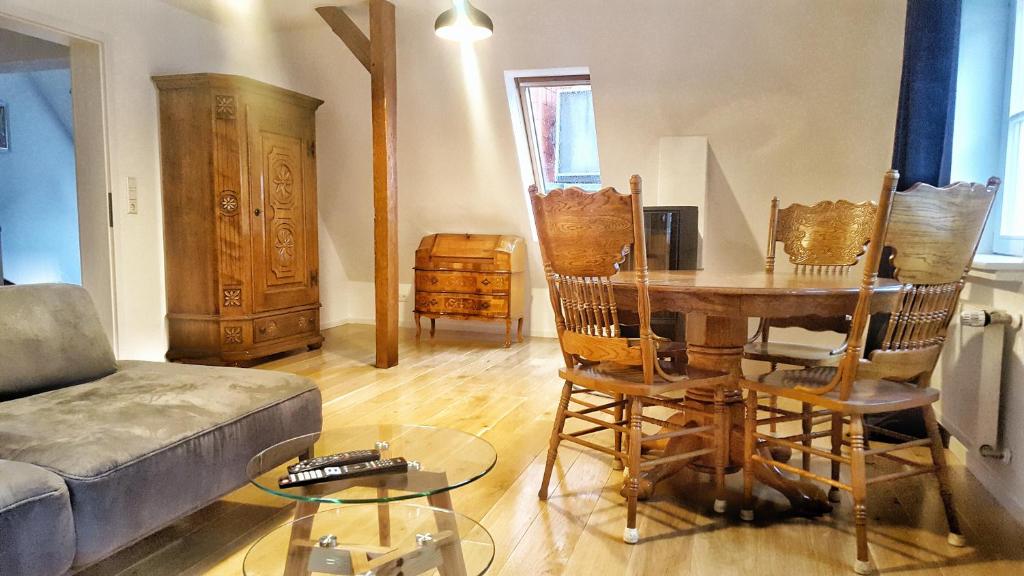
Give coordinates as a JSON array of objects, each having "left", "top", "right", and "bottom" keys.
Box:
[{"left": 82, "top": 324, "right": 1024, "bottom": 576}]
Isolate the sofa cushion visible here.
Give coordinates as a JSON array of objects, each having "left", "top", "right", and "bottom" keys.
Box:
[
  {"left": 0, "top": 460, "right": 76, "bottom": 576},
  {"left": 0, "top": 283, "right": 117, "bottom": 401},
  {"left": 0, "top": 360, "right": 322, "bottom": 567}
]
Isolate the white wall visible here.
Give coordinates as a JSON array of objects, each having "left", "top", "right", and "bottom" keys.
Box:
[
  {"left": 0, "top": 0, "right": 318, "bottom": 359},
  {"left": 276, "top": 0, "right": 907, "bottom": 338},
  {"left": 940, "top": 0, "right": 1024, "bottom": 523},
  {"left": 0, "top": 67, "right": 80, "bottom": 284},
  {"left": 0, "top": 0, "right": 909, "bottom": 350}
]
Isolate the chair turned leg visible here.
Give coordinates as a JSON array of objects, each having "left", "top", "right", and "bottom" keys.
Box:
[
  {"left": 624, "top": 396, "right": 643, "bottom": 544},
  {"left": 768, "top": 362, "right": 779, "bottom": 434},
  {"left": 829, "top": 412, "right": 844, "bottom": 503},
  {"left": 850, "top": 415, "right": 873, "bottom": 575},
  {"left": 741, "top": 390, "right": 757, "bottom": 522},
  {"left": 801, "top": 402, "right": 813, "bottom": 471},
  {"left": 612, "top": 393, "right": 625, "bottom": 471},
  {"left": 539, "top": 381, "right": 572, "bottom": 500},
  {"left": 923, "top": 406, "right": 965, "bottom": 546},
  {"left": 713, "top": 385, "right": 728, "bottom": 514}
]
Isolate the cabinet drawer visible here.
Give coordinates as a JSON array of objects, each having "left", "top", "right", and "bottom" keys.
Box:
[
  {"left": 415, "top": 270, "right": 509, "bottom": 294},
  {"left": 254, "top": 310, "right": 319, "bottom": 343},
  {"left": 416, "top": 292, "right": 508, "bottom": 318}
]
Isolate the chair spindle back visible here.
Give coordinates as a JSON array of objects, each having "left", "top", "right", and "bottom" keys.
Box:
[
  {"left": 531, "top": 176, "right": 659, "bottom": 383},
  {"left": 828, "top": 171, "right": 999, "bottom": 398}
]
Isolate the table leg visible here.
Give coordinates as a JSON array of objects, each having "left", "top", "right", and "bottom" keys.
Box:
[
  {"left": 284, "top": 447, "right": 320, "bottom": 576},
  {"left": 377, "top": 487, "right": 391, "bottom": 547},
  {"left": 283, "top": 500, "right": 321, "bottom": 576},
  {"left": 635, "top": 313, "right": 831, "bottom": 516},
  {"left": 426, "top": 490, "right": 467, "bottom": 576}
]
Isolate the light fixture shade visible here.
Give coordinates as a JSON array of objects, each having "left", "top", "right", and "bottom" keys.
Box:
[{"left": 434, "top": 0, "right": 493, "bottom": 42}]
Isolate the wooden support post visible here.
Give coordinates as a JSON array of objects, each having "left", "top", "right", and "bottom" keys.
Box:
[{"left": 317, "top": 2, "right": 399, "bottom": 368}]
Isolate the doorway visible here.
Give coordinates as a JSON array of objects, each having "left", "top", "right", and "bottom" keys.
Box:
[{"left": 0, "top": 16, "right": 116, "bottom": 345}]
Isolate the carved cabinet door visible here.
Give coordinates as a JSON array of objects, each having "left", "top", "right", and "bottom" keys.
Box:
[{"left": 247, "top": 100, "right": 319, "bottom": 312}]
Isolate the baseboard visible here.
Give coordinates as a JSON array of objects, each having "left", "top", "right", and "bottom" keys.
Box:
[{"left": 949, "top": 437, "right": 1024, "bottom": 525}]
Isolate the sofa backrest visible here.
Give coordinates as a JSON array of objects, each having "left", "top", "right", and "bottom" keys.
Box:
[{"left": 0, "top": 283, "right": 117, "bottom": 400}]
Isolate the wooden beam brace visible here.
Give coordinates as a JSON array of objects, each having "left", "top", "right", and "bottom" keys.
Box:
[
  {"left": 370, "top": 0, "right": 399, "bottom": 368},
  {"left": 316, "top": 6, "right": 371, "bottom": 72},
  {"left": 316, "top": 1, "right": 399, "bottom": 368}
]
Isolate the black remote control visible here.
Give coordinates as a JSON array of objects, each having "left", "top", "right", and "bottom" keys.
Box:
[
  {"left": 278, "top": 457, "right": 416, "bottom": 489},
  {"left": 287, "top": 449, "right": 381, "bottom": 474}
]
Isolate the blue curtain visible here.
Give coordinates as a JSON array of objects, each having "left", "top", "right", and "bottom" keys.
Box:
[
  {"left": 869, "top": 0, "right": 963, "bottom": 441},
  {"left": 890, "top": 0, "right": 963, "bottom": 190}
]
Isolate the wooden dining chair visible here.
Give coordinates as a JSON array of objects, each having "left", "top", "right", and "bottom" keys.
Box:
[
  {"left": 747, "top": 196, "right": 878, "bottom": 368},
  {"left": 747, "top": 196, "right": 877, "bottom": 460},
  {"left": 531, "top": 176, "right": 733, "bottom": 544},
  {"left": 741, "top": 170, "right": 999, "bottom": 574}
]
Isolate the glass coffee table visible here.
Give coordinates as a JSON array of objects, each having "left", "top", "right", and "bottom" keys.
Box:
[
  {"left": 243, "top": 503, "right": 494, "bottom": 576},
  {"left": 247, "top": 425, "right": 497, "bottom": 505},
  {"left": 246, "top": 425, "right": 497, "bottom": 576}
]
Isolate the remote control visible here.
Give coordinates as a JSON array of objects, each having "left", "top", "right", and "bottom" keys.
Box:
[
  {"left": 287, "top": 449, "right": 381, "bottom": 474},
  {"left": 278, "top": 457, "right": 419, "bottom": 489}
]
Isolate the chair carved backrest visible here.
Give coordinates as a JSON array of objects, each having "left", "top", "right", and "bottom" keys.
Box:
[
  {"left": 761, "top": 198, "right": 877, "bottom": 335},
  {"left": 530, "top": 176, "right": 663, "bottom": 385},
  {"left": 766, "top": 197, "right": 878, "bottom": 273},
  {"left": 820, "top": 171, "right": 999, "bottom": 399}
]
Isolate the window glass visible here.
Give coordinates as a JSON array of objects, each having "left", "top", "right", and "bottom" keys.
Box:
[
  {"left": 1000, "top": 1, "right": 1024, "bottom": 242},
  {"left": 518, "top": 78, "right": 601, "bottom": 191}
]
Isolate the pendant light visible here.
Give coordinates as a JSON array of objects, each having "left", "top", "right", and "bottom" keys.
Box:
[{"left": 434, "top": 0, "right": 493, "bottom": 42}]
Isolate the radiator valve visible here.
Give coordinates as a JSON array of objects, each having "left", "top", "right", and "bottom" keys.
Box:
[{"left": 960, "top": 309, "right": 1019, "bottom": 328}]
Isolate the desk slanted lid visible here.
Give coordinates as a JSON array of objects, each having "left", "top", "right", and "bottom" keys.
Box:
[{"left": 415, "top": 234, "right": 525, "bottom": 273}]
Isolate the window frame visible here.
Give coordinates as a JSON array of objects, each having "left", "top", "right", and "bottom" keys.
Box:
[
  {"left": 994, "top": 0, "right": 1024, "bottom": 256},
  {"left": 514, "top": 74, "right": 598, "bottom": 193}
]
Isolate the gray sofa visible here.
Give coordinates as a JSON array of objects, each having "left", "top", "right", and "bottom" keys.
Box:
[{"left": 0, "top": 284, "right": 323, "bottom": 574}]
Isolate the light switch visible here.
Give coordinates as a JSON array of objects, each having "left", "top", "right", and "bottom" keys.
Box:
[{"left": 127, "top": 177, "right": 138, "bottom": 215}]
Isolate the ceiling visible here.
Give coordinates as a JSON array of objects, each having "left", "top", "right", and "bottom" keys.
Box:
[
  {"left": 0, "top": 28, "right": 69, "bottom": 73},
  {"left": 157, "top": 0, "right": 377, "bottom": 30}
]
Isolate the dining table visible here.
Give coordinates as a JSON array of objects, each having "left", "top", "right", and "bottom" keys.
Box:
[{"left": 612, "top": 268, "right": 902, "bottom": 515}]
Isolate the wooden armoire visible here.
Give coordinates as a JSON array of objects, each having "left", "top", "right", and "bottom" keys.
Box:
[{"left": 154, "top": 74, "right": 324, "bottom": 364}]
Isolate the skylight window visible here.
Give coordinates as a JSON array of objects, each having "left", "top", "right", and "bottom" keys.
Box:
[{"left": 514, "top": 75, "right": 602, "bottom": 191}]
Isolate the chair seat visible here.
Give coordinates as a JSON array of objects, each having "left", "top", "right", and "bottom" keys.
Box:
[
  {"left": 743, "top": 341, "right": 842, "bottom": 367},
  {"left": 746, "top": 367, "right": 939, "bottom": 414},
  {"left": 560, "top": 361, "right": 731, "bottom": 396}
]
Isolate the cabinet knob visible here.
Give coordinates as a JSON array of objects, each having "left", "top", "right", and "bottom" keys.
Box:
[
  {"left": 254, "top": 208, "right": 262, "bottom": 216},
  {"left": 481, "top": 278, "right": 490, "bottom": 286},
  {"left": 430, "top": 276, "right": 439, "bottom": 285}
]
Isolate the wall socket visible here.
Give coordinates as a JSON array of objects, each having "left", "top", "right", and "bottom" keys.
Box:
[{"left": 126, "top": 177, "right": 138, "bottom": 215}]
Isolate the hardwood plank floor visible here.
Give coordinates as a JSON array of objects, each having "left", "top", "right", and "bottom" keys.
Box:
[{"left": 82, "top": 324, "right": 1024, "bottom": 575}]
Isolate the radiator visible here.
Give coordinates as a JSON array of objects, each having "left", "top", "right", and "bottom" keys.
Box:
[{"left": 935, "top": 304, "right": 1019, "bottom": 461}]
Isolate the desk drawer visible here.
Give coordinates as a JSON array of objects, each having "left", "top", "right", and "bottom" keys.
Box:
[
  {"left": 416, "top": 292, "right": 508, "bottom": 317},
  {"left": 415, "top": 270, "right": 509, "bottom": 294}
]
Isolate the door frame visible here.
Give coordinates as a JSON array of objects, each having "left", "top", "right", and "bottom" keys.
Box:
[{"left": 0, "top": 13, "right": 118, "bottom": 348}]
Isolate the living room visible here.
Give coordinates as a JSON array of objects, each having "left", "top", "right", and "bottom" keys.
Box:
[{"left": 1, "top": 1, "right": 1023, "bottom": 575}]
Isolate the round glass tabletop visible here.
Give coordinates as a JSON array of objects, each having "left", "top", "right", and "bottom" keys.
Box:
[
  {"left": 243, "top": 503, "right": 494, "bottom": 576},
  {"left": 247, "top": 425, "right": 497, "bottom": 504}
]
